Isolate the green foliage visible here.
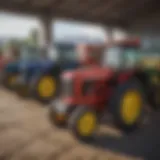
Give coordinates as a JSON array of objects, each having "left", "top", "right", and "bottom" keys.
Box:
[
  {"left": 2, "top": 28, "right": 39, "bottom": 53},
  {"left": 27, "top": 28, "right": 39, "bottom": 46}
]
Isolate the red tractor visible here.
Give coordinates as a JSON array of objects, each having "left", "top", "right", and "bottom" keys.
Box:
[{"left": 49, "top": 39, "right": 146, "bottom": 141}]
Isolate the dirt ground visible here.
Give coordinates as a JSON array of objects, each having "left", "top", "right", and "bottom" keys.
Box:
[{"left": 0, "top": 88, "right": 159, "bottom": 160}]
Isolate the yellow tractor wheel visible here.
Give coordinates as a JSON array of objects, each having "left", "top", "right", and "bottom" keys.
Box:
[
  {"left": 68, "top": 107, "right": 98, "bottom": 141},
  {"left": 120, "top": 90, "right": 143, "bottom": 126},
  {"left": 110, "top": 79, "right": 145, "bottom": 132},
  {"left": 5, "top": 74, "right": 18, "bottom": 89},
  {"left": 31, "top": 74, "right": 59, "bottom": 103}
]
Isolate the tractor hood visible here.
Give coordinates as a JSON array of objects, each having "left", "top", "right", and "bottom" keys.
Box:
[
  {"left": 59, "top": 60, "right": 80, "bottom": 71},
  {"left": 18, "top": 58, "right": 56, "bottom": 82},
  {"left": 19, "top": 58, "right": 54, "bottom": 72},
  {"left": 65, "top": 66, "right": 115, "bottom": 80},
  {"left": 139, "top": 55, "right": 160, "bottom": 69},
  {"left": 4, "top": 60, "right": 20, "bottom": 73}
]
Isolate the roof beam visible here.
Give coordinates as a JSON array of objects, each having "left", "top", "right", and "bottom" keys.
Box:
[
  {"left": 127, "top": 0, "right": 160, "bottom": 26},
  {"left": 55, "top": 0, "right": 97, "bottom": 16},
  {"left": 0, "top": 1, "right": 44, "bottom": 16},
  {"left": 90, "top": 0, "right": 128, "bottom": 17},
  {"left": 0, "top": 0, "right": 157, "bottom": 28},
  {"left": 116, "top": 0, "right": 153, "bottom": 21},
  {"left": 31, "top": 0, "right": 53, "bottom": 8}
]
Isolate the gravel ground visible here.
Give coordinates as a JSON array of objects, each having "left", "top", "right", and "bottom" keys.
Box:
[{"left": 0, "top": 87, "right": 159, "bottom": 160}]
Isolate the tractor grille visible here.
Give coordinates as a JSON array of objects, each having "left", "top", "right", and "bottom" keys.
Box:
[{"left": 82, "top": 80, "right": 95, "bottom": 95}]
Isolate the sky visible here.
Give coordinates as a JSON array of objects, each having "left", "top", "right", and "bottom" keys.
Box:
[{"left": 0, "top": 12, "right": 107, "bottom": 42}]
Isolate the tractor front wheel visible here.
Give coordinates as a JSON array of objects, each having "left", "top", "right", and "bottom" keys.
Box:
[
  {"left": 31, "top": 74, "right": 59, "bottom": 103},
  {"left": 68, "top": 107, "right": 98, "bottom": 141},
  {"left": 2, "top": 73, "right": 18, "bottom": 90}
]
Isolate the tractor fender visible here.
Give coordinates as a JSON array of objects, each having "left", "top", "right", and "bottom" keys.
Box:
[
  {"left": 109, "top": 78, "right": 145, "bottom": 107},
  {"left": 41, "top": 63, "right": 61, "bottom": 76},
  {"left": 19, "top": 60, "right": 57, "bottom": 81},
  {"left": 117, "top": 71, "right": 136, "bottom": 84},
  {"left": 28, "top": 62, "right": 61, "bottom": 100}
]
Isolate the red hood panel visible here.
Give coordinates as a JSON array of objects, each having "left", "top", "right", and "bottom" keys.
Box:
[
  {"left": 75, "top": 67, "right": 114, "bottom": 80},
  {"left": 61, "top": 66, "right": 114, "bottom": 81}
]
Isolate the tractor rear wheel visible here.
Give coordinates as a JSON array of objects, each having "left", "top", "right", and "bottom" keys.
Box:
[
  {"left": 109, "top": 79, "right": 145, "bottom": 133},
  {"left": 68, "top": 106, "right": 98, "bottom": 141},
  {"left": 2, "top": 73, "right": 18, "bottom": 90}
]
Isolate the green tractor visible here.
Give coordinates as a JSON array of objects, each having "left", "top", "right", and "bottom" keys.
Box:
[{"left": 138, "top": 50, "right": 160, "bottom": 110}]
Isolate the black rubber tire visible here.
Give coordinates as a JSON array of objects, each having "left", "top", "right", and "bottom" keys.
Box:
[
  {"left": 68, "top": 106, "right": 98, "bottom": 142},
  {"left": 150, "top": 86, "right": 160, "bottom": 110},
  {"left": 2, "top": 73, "right": 18, "bottom": 90},
  {"left": 30, "top": 73, "right": 59, "bottom": 104},
  {"left": 16, "top": 84, "right": 30, "bottom": 98},
  {"left": 109, "top": 78, "right": 146, "bottom": 133}
]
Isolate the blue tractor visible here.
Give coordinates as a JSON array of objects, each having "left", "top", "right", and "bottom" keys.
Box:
[
  {"left": 15, "top": 43, "right": 80, "bottom": 103},
  {"left": 1, "top": 46, "right": 21, "bottom": 89},
  {"left": 1, "top": 45, "right": 45, "bottom": 90},
  {"left": 1, "top": 60, "right": 20, "bottom": 89}
]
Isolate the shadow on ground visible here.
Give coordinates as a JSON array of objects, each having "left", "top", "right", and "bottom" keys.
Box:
[{"left": 86, "top": 111, "right": 160, "bottom": 160}]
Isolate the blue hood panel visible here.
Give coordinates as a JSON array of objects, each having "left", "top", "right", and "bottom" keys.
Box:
[
  {"left": 61, "top": 61, "right": 80, "bottom": 71},
  {"left": 19, "top": 59, "right": 55, "bottom": 81},
  {"left": 19, "top": 59, "right": 54, "bottom": 71},
  {"left": 4, "top": 60, "right": 20, "bottom": 73},
  {"left": 19, "top": 59, "right": 80, "bottom": 82}
]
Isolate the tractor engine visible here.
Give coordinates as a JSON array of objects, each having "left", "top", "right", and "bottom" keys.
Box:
[{"left": 59, "top": 67, "right": 116, "bottom": 112}]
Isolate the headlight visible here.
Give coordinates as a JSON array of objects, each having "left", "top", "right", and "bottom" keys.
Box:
[
  {"left": 61, "top": 72, "right": 73, "bottom": 80},
  {"left": 51, "top": 100, "right": 67, "bottom": 113}
]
